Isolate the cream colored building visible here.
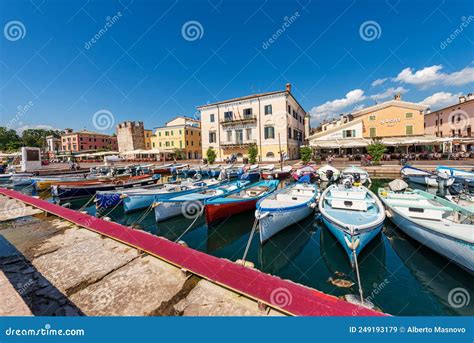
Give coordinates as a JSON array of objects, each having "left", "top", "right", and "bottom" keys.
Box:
[
  {"left": 198, "top": 84, "right": 309, "bottom": 162},
  {"left": 150, "top": 116, "right": 201, "bottom": 160},
  {"left": 309, "top": 94, "right": 428, "bottom": 152}
]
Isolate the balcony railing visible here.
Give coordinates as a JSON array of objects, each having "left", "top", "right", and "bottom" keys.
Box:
[
  {"left": 220, "top": 115, "right": 257, "bottom": 125},
  {"left": 221, "top": 139, "right": 257, "bottom": 148}
]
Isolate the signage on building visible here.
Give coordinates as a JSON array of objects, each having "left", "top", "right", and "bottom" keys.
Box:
[{"left": 380, "top": 118, "right": 401, "bottom": 127}]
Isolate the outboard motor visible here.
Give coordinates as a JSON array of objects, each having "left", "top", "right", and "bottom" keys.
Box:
[
  {"left": 353, "top": 172, "right": 361, "bottom": 184},
  {"left": 342, "top": 177, "right": 353, "bottom": 189},
  {"left": 326, "top": 169, "right": 334, "bottom": 182}
]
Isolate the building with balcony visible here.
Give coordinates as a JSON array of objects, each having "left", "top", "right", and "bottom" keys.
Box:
[
  {"left": 60, "top": 129, "right": 118, "bottom": 153},
  {"left": 198, "top": 83, "right": 309, "bottom": 162},
  {"left": 150, "top": 116, "right": 201, "bottom": 160},
  {"left": 424, "top": 93, "right": 473, "bottom": 138},
  {"left": 308, "top": 94, "right": 428, "bottom": 153}
]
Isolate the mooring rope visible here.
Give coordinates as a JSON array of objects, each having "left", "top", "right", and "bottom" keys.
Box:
[
  {"left": 241, "top": 216, "right": 259, "bottom": 263},
  {"left": 175, "top": 204, "right": 205, "bottom": 242},
  {"left": 79, "top": 194, "right": 96, "bottom": 212},
  {"left": 129, "top": 203, "right": 155, "bottom": 228},
  {"left": 350, "top": 229, "right": 364, "bottom": 305},
  {"left": 99, "top": 199, "right": 123, "bottom": 218}
]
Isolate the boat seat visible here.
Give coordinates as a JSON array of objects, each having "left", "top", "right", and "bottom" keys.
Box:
[
  {"left": 245, "top": 186, "right": 269, "bottom": 197},
  {"left": 328, "top": 198, "right": 368, "bottom": 211},
  {"left": 275, "top": 193, "right": 311, "bottom": 202},
  {"left": 325, "top": 195, "right": 375, "bottom": 204}
]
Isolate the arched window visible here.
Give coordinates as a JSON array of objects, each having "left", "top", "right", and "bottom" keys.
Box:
[{"left": 266, "top": 152, "right": 275, "bottom": 159}]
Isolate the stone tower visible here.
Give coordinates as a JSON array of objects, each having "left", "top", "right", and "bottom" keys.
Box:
[{"left": 116, "top": 121, "right": 145, "bottom": 153}]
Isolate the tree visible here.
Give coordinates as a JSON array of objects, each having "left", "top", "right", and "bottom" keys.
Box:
[
  {"left": 206, "top": 147, "right": 217, "bottom": 164},
  {"left": 247, "top": 144, "right": 258, "bottom": 164},
  {"left": 366, "top": 139, "right": 386, "bottom": 164},
  {"left": 300, "top": 146, "right": 312, "bottom": 164},
  {"left": 0, "top": 127, "right": 21, "bottom": 151},
  {"left": 21, "top": 129, "right": 61, "bottom": 149}
]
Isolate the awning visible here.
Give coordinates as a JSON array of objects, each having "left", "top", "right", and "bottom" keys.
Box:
[{"left": 309, "top": 138, "right": 370, "bottom": 149}]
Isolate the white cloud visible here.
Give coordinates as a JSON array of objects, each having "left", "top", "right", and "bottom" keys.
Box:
[
  {"left": 421, "top": 92, "right": 462, "bottom": 109},
  {"left": 309, "top": 89, "right": 366, "bottom": 125},
  {"left": 16, "top": 124, "right": 59, "bottom": 134},
  {"left": 394, "top": 65, "right": 474, "bottom": 88},
  {"left": 370, "top": 87, "right": 408, "bottom": 101},
  {"left": 371, "top": 78, "right": 388, "bottom": 87}
]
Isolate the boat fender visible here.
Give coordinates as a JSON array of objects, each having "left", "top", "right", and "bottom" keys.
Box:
[
  {"left": 103, "top": 216, "right": 112, "bottom": 221},
  {"left": 119, "top": 194, "right": 128, "bottom": 199},
  {"left": 80, "top": 210, "right": 88, "bottom": 214},
  {"left": 256, "top": 211, "right": 270, "bottom": 220},
  {"left": 235, "top": 259, "right": 255, "bottom": 268},
  {"left": 177, "top": 240, "right": 188, "bottom": 248},
  {"left": 344, "top": 236, "right": 360, "bottom": 250},
  {"left": 309, "top": 202, "right": 317, "bottom": 209},
  {"left": 385, "top": 209, "right": 392, "bottom": 218},
  {"left": 152, "top": 202, "right": 161, "bottom": 208}
]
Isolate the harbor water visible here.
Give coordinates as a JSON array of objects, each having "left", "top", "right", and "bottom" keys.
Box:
[{"left": 13, "top": 178, "right": 474, "bottom": 316}]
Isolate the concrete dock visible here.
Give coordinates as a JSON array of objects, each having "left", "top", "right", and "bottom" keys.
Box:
[{"left": 0, "top": 190, "right": 384, "bottom": 317}]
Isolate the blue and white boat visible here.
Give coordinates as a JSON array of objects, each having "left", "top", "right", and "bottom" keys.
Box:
[
  {"left": 379, "top": 187, "right": 474, "bottom": 273},
  {"left": 436, "top": 166, "right": 474, "bottom": 189},
  {"left": 154, "top": 180, "right": 249, "bottom": 222},
  {"left": 256, "top": 183, "right": 318, "bottom": 243},
  {"left": 401, "top": 166, "right": 454, "bottom": 187},
  {"left": 319, "top": 184, "right": 385, "bottom": 266},
  {"left": 122, "top": 178, "right": 220, "bottom": 213}
]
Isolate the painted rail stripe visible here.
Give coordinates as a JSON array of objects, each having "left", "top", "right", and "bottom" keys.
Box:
[{"left": 0, "top": 188, "right": 385, "bottom": 316}]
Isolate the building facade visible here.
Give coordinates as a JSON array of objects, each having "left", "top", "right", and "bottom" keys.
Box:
[
  {"left": 116, "top": 121, "right": 146, "bottom": 153},
  {"left": 424, "top": 93, "right": 473, "bottom": 138},
  {"left": 308, "top": 94, "right": 428, "bottom": 151},
  {"left": 45, "top": 135, "right": 61, "bottom": 159},
  {"left": 144, "top": 129, "right": 153, "bottom": 150},
  {"left": 150, "top": 116, "right": 201, "bottom": 160},
  {"left": 198, "top": 84, "right": 309, "bottom": 162},
  {"left": 60, "top": 129, "right": 118, "bottom": 153}
]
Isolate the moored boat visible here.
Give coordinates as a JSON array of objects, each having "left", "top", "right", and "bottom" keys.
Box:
[
  {"left": 122, "top": 178, "right": 220, "bottom": 213},
  {"left": 52, "top": 174, "right": 161, "bottom": 201},
  {"left": 261, "top": 165, "right": 292, "bottom": 180},
  {"left": 341, "top": 166, "right": 370, "bottom": 185},
  {"left": 378, "top": 187, "right": 474, "bottom": 273},
  {"left": 316, "top": 165, "right": 340, "bottom": 182},
  {"left": 291, "top": 165, "right": 317, "bottom": 182},
  {"left": 436, "top": 166, "right": 474, "bottom": 189},
  {"left": 256, "top": 183, "right": 318, "bottom": 243},
  {"left": 205, "top": 180, "right": 279, "bottom": 224},
  {"left": 154, "top": 180, "right": 249, "bottom": 222},
  {"left": 401, "top": 166, "right": 454, "bottom": 187},
  {"left": 319, "top": 184, "right": 385, "bottom": 266}
]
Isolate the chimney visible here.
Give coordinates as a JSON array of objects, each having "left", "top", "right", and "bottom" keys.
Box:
[
  {"left": 286, "top": 83, "right": 291, "bottom": 93},
  {"left": 394, "top": 93, "right": 401, "bottom": 101},
  {"left": 467, "top": 93, "right": 473, "bottom": 100},
  {"left": 459, "top": 95, "right": 466, "bottom": 103}
]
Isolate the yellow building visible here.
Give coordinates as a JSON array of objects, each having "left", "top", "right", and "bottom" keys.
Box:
[
  {"left": 150, "top": 116, "right": 201, "bottom": 160},
  {"left": 144, "top": 129, "right": 153, "bottom": 149},
  {"left": 308, "top": 94, "right": 429, "bottom": 153},
  {"left": 198, "top": 84, "right": 309, "bottom": 162}
]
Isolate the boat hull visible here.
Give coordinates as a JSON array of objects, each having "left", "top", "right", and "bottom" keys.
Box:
[
  {"left": 154, "top": 201, "right": 186, "bottom": 222},
  {"left": 322, "top": 216, "right": 383, "bottom": 265},
  {"left": 259, "top": 204, "right": 313, "bottom": 243},
  {"left": 387, "top": 208, "right": 474, "bottom": 273},
  {"left": 261, "top": 171, "right": 291, "bottom": 180},
  {"left": 205, "top": 199, "right": 258, "bottom": 224}
]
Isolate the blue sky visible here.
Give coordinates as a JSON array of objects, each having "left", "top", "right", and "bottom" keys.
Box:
[{"left": 1, "top": 0, "right": 473, "bottom": 134}]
